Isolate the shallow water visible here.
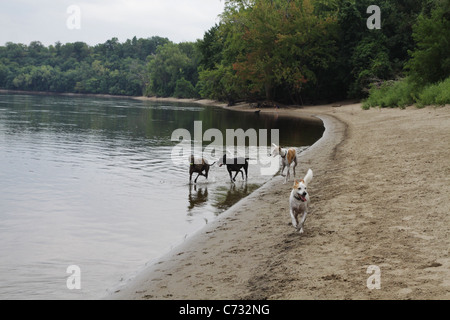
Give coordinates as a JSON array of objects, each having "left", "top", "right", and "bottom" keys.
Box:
[{"left": 0, "top": 93, "right": 323, "bottom": 299}]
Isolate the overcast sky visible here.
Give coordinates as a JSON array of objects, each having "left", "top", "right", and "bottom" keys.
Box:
[{"left": 0, "top": 0, "right": 225, "bottom": 46}]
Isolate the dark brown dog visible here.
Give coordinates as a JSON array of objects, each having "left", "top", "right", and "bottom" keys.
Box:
[{"left": 189, "top": 155, "right": 215, "bottom": 183}]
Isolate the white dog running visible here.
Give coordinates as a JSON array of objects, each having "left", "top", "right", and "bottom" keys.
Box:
[{"left": 289, "top": 169, "right": 313, "bottom": 234}]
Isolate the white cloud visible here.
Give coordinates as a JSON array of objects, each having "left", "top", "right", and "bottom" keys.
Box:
[{"left": 0, "top": 0, "right": 224, "bottom": 45}]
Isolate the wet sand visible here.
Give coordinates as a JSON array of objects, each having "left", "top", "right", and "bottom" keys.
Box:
[{"left": 108, "top": 100, "right": 450, "bottom": 300}]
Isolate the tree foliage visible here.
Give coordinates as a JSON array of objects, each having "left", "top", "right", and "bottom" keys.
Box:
[
  {"left": 229, "top": 0, "right": 339, "bottom": 103},
  {"left": 406, "top": 2, "right": 450, "bottom": 85},
  {"left": 0, "top": 37, "right": 170, "bottom": 96},
  {"left": 1, "top": 0, "right": 448, "bottom": 105},
  {"left": 146, "top": 41, "right": 200, "bottom": 97},
  {"left": 197, "top": 0, "right": 437, "bottom": 103},
  {"left": 363, "top": 0, "right": 450, "bottom": 108}
]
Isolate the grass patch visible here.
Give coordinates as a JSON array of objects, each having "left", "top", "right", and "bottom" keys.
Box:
[
  {"left": 363, "top": 76, "right": 450, "bottom": 109},
  {"left": 416, "top": 77, "right": 450, "bottom": 108}
]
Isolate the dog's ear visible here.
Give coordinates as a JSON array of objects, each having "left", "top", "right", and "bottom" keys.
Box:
[{"left": 293, "top": 180, "right": 299, "bottom": 188}]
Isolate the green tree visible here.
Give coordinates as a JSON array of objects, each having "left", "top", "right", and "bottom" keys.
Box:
[
  {"left": 146, "top": 42, "right": 199, "bottom": 97},
  {"left": 225, "top": 0, "right": 338, "bottom": 103},
  {"left": 147, "top": 42, "right": 189, "bottom": 96},
  {"left": 198, "top": 24, "right": 224, "bottom": 70},
  {"left": 0, "top": 37, "right": 172, "bottom": 96},
  {"left": 0, "top": 63, "right": 8, "bottom": 87},
  {"left": 407, "top": 2, "right": 450, "bottom": 85},
  {"left": 174, "top": 78, "right": 198, "bottom": 98},
  {"left": 197, "top": 64, "right": 244, "bottom": 103},
  {"left": 348, "top": 33, "right": 392, "bottom": 96},
  {"left": 338, "top": 0, "right": 429, "bottom": 97}
]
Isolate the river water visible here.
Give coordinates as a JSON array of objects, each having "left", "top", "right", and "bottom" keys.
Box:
[{"left": 0, "top": 93, "right": 323, "bottom": 299}]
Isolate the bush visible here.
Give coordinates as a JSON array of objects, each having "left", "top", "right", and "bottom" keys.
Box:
[
  {"left": 416, "top": 83, "right": 441, "bottom": 108},
  {"left": 363, "top": 76, "right": 450, "bottom": 109},
  {"left": 173, "top": 78, "right": 198, "bottom": 99},
  {"left": 362, "top": 78, "right": 416, "bottom": 109},
  {"left": 407, "top": 5, "right": 450, "bottom": 86},
  {"left": 435, "top": 77, "right": 450, "bottom": 106},
  {"left": 417, "top": 77, "right": 450, "bottom": 108}
]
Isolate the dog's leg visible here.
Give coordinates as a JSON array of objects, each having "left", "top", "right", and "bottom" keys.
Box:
[
  {"left": 194, "top": 173, "right": 202, "bottom": 183},
  {"left": 280, "top": 163, "right": 286, "bottom": 176},
  {"left": 293, "top": 157, "right": 297, "bottom": 178},
  {"left": 232, "top": 170, "right": 240, "bottom": 182},
  {"left": 284, "top": 164, "right": 290, "bottom": 184},
  {"left": 290, "top": 209, "right": 298, "bottom": 229},
  {"left": 298, "top": 211, "right": 308, "bottom": 234},
  {"left": 228, "top": 169, "right": 235, "bottom": 183}
]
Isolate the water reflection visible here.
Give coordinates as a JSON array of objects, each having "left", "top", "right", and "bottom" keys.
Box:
[
  {"left": 0, "top": 94, "right": 324, "bottom": 148},
  {"left": 187, "top": 180, "right": 261, "bottom": 216},
  {"left": 0, "top": 93, "right": 324, "bottom": 300},
  {"left": 188, "top": 184, "right": 209, "bottom": 212},
  {"left": 213, "top": 181, "right": 260, "bottom": 213}
]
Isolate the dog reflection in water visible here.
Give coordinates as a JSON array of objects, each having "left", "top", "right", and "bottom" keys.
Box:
[
  {"left": 188, "top": 184, "right": 209, "bottom": 212},
  {"left": 215, "top": 181, "right": 250, "bottom": 212}
]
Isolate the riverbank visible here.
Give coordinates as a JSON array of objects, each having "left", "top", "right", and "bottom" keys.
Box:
[
  {"left": 107, "top": 100, "right": 449, "bottom": 300},
  {"left": 0, "top": 89, "right": 141, "bottom": 100}
]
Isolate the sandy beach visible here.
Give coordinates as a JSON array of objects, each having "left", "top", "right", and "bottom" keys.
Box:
[{"left": 108, "top": 100, "right": 450, "bottom": 300}]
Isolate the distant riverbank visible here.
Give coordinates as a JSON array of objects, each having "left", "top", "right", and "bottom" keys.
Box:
[
  {"left": 0, "top": 90, "right": 223, "bottom": 105},
  {"left": 0, "top": 89, "right": 230, "bottom": 110},
  {"left": 0, "top": 89, "right": 139, "bottom": 100}
]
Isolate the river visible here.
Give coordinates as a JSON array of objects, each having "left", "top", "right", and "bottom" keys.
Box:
[{"left": 0, "top": 93, "right": 323, "bottom": 299}]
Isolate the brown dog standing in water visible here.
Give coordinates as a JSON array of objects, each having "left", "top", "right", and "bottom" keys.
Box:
[{"left": 189, "top": 155, "right": 215, "bottom": 184}]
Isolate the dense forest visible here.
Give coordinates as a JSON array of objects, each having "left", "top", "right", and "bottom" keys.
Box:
[
  {"left": 0, "top": 36, "right": 170, "bottom": 96},
  {"left": 0, "top": 0, "right": 449, "bottom": 107}
]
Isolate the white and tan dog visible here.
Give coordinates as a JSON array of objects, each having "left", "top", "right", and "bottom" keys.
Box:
[
  {"left": 289, "top": 169, "right": 313, "bottom": 234},
  {"left": 271, "top": 143, "right": 298, "bottom": 184}
]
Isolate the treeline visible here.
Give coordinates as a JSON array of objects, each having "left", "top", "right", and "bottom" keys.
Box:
[
  {"left": 0, "top": 36, "right": 170, "bottom": 96},
  {"left": 1, "top": 0, "right": 449, "bottom": 106},
  {"left": 197, "top": 0, "right": 449, "bottom": 105},
  {"left": 363, "top": 0, "right": 450, "bottom": 108}
]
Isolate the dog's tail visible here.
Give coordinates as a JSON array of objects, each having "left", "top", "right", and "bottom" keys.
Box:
[
  {"left": 209, "top": 161, "right": 216, "bottom": 167},
  {"left": 304, "top": 169, "right": 313, "bottom": 186}
]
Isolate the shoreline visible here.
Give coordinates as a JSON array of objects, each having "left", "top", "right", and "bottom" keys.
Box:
[
  {"left": 2, "top": 90, "right": 448, "bottom": 299},
  {"left": 102, "top": 98, "right": 338, "bottom": 298},
  {"left": 0, "top": 89, "right": 141, "bottom": 100},
  {"left": 107, "top": 101, "right": 450, "bottom": 300},
  {"left": 103, "top": 102, "right": 341, "bottom": 299}
]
